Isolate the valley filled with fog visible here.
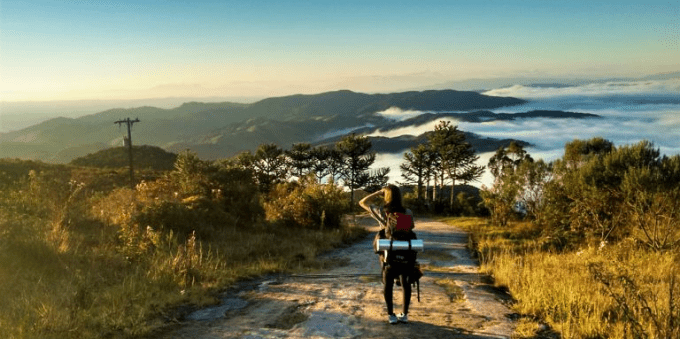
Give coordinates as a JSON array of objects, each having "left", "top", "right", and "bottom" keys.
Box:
[{"left": 369, "top": 79, "right": 680, "bottom": 187}]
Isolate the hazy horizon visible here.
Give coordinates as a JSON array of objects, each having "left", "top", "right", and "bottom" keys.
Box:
[{"left": 2, "top": 0, "right": 678, "bottom": 103}]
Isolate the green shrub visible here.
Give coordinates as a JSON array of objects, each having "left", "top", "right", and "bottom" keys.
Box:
[{"left": 264, "top": 175, "right": 348, "bottom": 229}]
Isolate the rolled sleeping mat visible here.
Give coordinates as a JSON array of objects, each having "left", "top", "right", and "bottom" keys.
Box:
[{"left": 376, "top": 239, "right": 424, "bottom": 252}]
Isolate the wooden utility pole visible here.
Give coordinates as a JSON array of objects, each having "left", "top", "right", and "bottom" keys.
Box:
[{"left": 114, "top": 118, "right": 140, "bottom": 189}]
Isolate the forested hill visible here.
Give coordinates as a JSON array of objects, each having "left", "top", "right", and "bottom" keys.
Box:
[
  {"left": 1, "top": 89, "right": 532, "bottom": 162},
  {"left": 70, "top": 146, "right": 177, "bottom": 170}
]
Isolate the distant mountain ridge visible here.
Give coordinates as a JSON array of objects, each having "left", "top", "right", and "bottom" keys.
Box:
[{"left": 0, "top": 89, "right": 596, "bottom": 163}]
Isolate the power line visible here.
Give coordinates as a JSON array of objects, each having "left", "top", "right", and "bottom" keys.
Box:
[{"left": 114, "top": 118, "right": 140, "bottom": 189}]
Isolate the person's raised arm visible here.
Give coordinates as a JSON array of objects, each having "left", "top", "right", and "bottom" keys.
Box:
[{"left": 359, "top": 189, "right": 384, "bottom": 213}]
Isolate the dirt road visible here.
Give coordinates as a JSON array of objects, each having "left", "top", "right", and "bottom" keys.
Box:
[{"left": 161, "top": 217, "right": 516, "bottom": 339}]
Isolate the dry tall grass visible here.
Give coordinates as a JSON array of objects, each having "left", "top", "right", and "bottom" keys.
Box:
[
  {"left": 0, "top": 160, "right": 366, "bottom": 338},
  {"left": 446, "top": 217, "right": 680, "bottom": 339}
]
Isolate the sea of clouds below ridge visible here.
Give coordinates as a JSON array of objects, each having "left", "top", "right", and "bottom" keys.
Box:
[{"left": 369, "top": 79, "right": 680, "bottom": 188}]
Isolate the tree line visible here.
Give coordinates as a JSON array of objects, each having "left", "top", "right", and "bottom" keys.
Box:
[
  {"left": 215, "top": 120, "right": 487, "bottom": 215},
  {"left": 222, "top": 134, "right": 389, "bottom": 209}
]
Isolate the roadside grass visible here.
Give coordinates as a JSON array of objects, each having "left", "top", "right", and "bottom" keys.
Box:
[
  {"left": 0, "top": 161, "right": 368, "bottom": 338},
  {"left": 441, "top": 217, "right": 680, "bottom": 339}
]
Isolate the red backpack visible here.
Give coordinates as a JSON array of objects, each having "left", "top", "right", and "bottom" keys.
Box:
[{"left": 385, "top": 212, "right": 414, "bottom": 241}]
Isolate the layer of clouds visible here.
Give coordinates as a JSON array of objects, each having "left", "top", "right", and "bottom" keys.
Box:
[
  {"left": 370, "top": 79, "right": 680, "bottom": 187},
  {"left": 372, "top": 151, "right": 497, "bottom": 188},
  {"left": 482, "top": 79, "right": 680, "bottom": 99}
]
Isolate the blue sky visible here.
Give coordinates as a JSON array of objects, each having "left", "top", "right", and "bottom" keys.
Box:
[{"left": 1, "top": 0, "right": 678, "bottom": 101}]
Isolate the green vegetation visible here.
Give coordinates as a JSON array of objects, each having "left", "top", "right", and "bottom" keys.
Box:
[
  {"left": 400, "top": 121, "right": 486, "bottom": 215},
  {"left": 448, "top": 137, "right": 680, "bottom": 338},
  {"left": 0, "top": 153, "right": 366, "bottom": 338},
  {"left": 235, "top": 134, "right": 389, "bottom": 202},
  {"left": 8, "top": 109, "right": 680, "bottom": 339},
  {"left": 70, "top": 146, "right": 177, "bottom": 170}
]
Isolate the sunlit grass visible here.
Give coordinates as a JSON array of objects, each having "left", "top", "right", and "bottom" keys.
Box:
[
  {"left": 442, "top": 217, "right": 680, "bottom": 339},
  {"left": 0, "top": 160, "right": 367, "bottom": 338}
]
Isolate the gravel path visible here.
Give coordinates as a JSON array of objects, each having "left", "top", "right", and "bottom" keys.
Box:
[{"left": 159, "top": 217, "right": 516, "bottom": 339}]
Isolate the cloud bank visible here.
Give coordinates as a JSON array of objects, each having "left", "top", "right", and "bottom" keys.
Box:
[
  {"left": 370, "top": 79, "right": 680, "bottom": 187},
  {"left": 482, "top": 79, "right": 680, "bottom": 99},
  {"left": 375, "top": 107, "right": 430, "bottom": 121}
]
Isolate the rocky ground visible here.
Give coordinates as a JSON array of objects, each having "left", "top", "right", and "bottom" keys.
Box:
[{"left": 157, "top": 217, "right": 517, "bottom": 339}]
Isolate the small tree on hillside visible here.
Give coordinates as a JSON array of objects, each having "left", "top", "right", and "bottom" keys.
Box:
[
  {"left": 174, "top": 150, "right": 211, "bottom": 196},
  {"left": 563, "top": 137, "right": 614, "bottom": 169},
  {"left": 286, "top": 142, "right": 314, "bottom": 179},
  {"left": 364, "top": 167, "right": 391, "bottom": 193},
  {"left": 323, "top": 147, "right": 346, "bottom": 183},
  {"left": 253, "top": 143, "right": 289, "bottom": 192},
  {"left": 309, "top": 145, "right": 330, "bottom": 181},
  {"left": 400, "top": 144, "right": 431, "bottom": 202},
  {"left": 233, "top": 150, "right": 256, "bottom": 170},
  {"left": 428, "top": 121, "right": 483, "bottom": 211},
  {"left": 516, "top": 159, "right": 552, "bottom": 223},
  {"left": 335, "top": 134, "right": 375, "bottom": 210}
]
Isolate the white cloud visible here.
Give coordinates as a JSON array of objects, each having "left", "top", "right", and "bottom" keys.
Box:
[
  {"left": 372, "top": 151, "right": 496, "bottom": 188},
  {"left": 372, "top": 153, "right": 404, "bottom": 178},
  {"left": 483, "top": 79, "right": 680, "bottom": 99},
  {"left": 367, "top": 118, "right": 460, "bottom": 138},
  {"left": 375, "top": 107, "right": 428, "bottom": 121}
]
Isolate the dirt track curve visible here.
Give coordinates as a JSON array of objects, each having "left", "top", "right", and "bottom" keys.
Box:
[{"left": 159, "top": 217, "right": 517, "bottom": 339}]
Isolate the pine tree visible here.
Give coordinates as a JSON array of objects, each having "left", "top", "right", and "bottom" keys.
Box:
[
  {"left": 253, "top": 143, "right": 289, "bottom": 192},
  {"left": 286, "top": 143, "right": 313, "bottom": 179},
  {"left": 309, "top": 146, "right": 330, "bottom": 181},
  {"left": 335, "top": 134, "right": 376, "bottom": 210},
  {"left": 400, "top": 144, "right": 431, "bottom": 202},
  {"left": 428, "top": 121, "right": 483, "bottom": 210}
]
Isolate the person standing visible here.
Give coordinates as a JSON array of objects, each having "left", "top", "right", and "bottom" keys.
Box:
[{"left": 359, "top": 185, "right": 415, "bottom": 324}]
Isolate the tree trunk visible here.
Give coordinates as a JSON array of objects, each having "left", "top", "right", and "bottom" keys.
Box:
[
  {"left": 416, "top": 179, "right": 423, "bottom": 201},
  {"left": 439, "top": 172, "right": 445, "bottom": 205},
  {"left": 449, "top": 169, "right": 457, "bottom": 211},
  {"left": 450, "top": 180, "right": 455, "bottom": 211},
  {"left": 425, "top": 178, "right": 431, "bottom": 203},
  {"left": 350, "top": 171, "right": 355, "bottom": 213},
  {"left": 432, "top": 174, "right": 437, "bottom": 204}
]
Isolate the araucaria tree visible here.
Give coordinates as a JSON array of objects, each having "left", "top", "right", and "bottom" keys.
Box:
[
  {"left": 400, "top": 144, "right": 432, "bottom": 202},
  {"left": 308, "top": 146, "right": 330, "bottom": 181},
  {"left": 286, "top": 143, "right": 313, "bottom": 179},
  {"left": 427, "top": 121, "right": 484, "bottom": 210},
  {"left": 335, "top": 134, "right": 384, "bottom": 210},
  {"left": 252, "top": 143, "right": 289, "bottom": 192}
]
